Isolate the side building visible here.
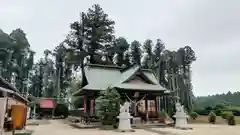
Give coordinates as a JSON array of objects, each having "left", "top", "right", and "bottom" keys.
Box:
[{"left": 0, "top": 77, "right": 28, "bottom": 108}]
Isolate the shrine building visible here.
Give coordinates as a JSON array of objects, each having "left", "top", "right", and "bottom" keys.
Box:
[{"left": 73, "top": 64, "right": 170, "bottom": 119}]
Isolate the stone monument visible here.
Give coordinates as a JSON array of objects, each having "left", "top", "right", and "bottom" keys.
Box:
[
  {"left": 117, "top": 101, "right": 134, "bottom": 132},
  {"left": 173, "top": 101, "right": 189, "bottom": 129}
]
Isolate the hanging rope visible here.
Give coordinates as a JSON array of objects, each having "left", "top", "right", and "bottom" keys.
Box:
[{"left": 124, "top": 93, "right": 148, "bottom": 104}]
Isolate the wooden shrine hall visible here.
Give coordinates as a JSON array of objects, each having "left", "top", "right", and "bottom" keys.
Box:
[{"left": 73, "top": 64, "right": 170, "bottom": 120}]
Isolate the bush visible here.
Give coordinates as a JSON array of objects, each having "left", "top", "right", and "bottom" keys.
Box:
[
  {"left": 54, "top": 103, "right": 69, "bottom": 118},
  {"left": 194, "top": 109, "right": 209, "bottom": 116},
  {"left": 158, "top": 110, "right": 168, "bottom": 123},
  {"left": 95, "top": 87, "right": 121, "bottom": 126},
  {"left": 213, "top": 109, "right": 222, "bottom": 116},
  {"left": 227, "top": 114, "right": 236, "bottom": 126},
  {"left": 159, "top": 110, "right": 168, "bottom": 117},
  {"left": 190, "top": 112, "right": 198, "bottom": 120},
  {"left": 208, "top": 111, "right": 216, "bottom": 123},
  {"left": 221, "top": 111, "right": 233, "bottom": 119},
  {"left": 214, "top": 104, "right": 225, "bottom": 110}
]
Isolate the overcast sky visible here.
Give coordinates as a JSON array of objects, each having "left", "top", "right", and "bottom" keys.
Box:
[{"left": 0, "top": 0, "right": 240, "bottom": 96}]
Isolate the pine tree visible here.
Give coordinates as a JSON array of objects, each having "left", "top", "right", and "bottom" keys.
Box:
[{"left": 128, "top": 40, "right": 142, "bottom": 65}]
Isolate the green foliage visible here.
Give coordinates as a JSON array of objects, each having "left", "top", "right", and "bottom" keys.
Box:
[
  {"left": 141, "top": 39, "right": 153, "bottom": 69},
  {"left": 158, "top": 110, "right": 168, "bottom": 117},
  {"left": 158, "top": 110, "right": 168, "bottom": 122},
  {"left": 221, "top": 111, "right": 233, "bottom": 119},
  {"left": 128, "top": 40, "right": 142, "bottom": 65},
  {"left": 54, "top": 104, "right": 69, "bottom": 118},
  {"left": 195, "top": 91, "right": 240, "bottom": 108},
  {"left": 213, "top": 109, "right": 222, "bottom": 116},
  {"left": 113, "top": 37, "right": 129, "bottom": 66},
  {"left": 190, "top": 111, "right": 198, "bottom": 120},
  {"left": 214, "top": 104, "right": 226, "bottom": 110},
  {"left": 194, "top": 109, "right": 209, "bottom": 116},
  {"left": 208, "top": 111, "right": 216, "bottom": 123},
  {"left": 0, "top": 28, "right": 35, "bottom": 94},
  {"left": 227, "top": 114, "right": 236, "bottom": 125},
  {"left": 95, "top": 87, "right": 121, "bottom": 125}
]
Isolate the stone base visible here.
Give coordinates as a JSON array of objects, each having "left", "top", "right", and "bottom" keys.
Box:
[
  {"left": 174, "top": 126, "right": 193, "bottom": 130},
  {"left": 115, "top": 129, "right": 135, "bottom": 132}
]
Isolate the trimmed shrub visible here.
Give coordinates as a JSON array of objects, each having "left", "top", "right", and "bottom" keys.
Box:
[
  {"left": 54, "top": 103, "right": 69, "bottom": 118},
  {"left": 221, "top": 111, "right": 233, "bottom": 119},
  {"left": 158, "top": 110, "right": 168, "bottom": 122},
  {"left": 208, "top": 111, "right": 216, "bottom": 123},
  {"left": 227, "top": 114, "right": 236, "bottom": 126},
  {"left": 189, "top": 112, "right": 198, "bottom": 120},
  {"left": 159, "top": 110, "right": 168, "bottom": 117}
]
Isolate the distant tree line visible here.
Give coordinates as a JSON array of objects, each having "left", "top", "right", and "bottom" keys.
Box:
[{"left": 194, "top": 91, "right": 240, "bottom": 108}]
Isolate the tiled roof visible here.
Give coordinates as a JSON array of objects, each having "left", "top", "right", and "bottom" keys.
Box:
[
  {"left": 74, "top": 64, "right": 167, "bottom": 95},
  {"left": 0, "top": 76, "right": 28, "bottom": 103}
]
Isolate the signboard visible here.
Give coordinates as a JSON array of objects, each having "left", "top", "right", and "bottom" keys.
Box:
[
  {"left": 0, "top": 98, "right": 7, "bottom": 135},
  {"left": 39, "top": 99, "right": 55, "bottom": 109}
]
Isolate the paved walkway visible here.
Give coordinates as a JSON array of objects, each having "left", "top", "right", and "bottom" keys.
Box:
[
  {"left": 30, "top": 120, "right": 157, "bottom": 135},
  {"left": 28, "top": 120, "right": 240, "bottom": 135}
]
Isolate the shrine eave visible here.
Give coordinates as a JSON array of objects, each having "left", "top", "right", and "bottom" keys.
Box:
[{"left": 73, "top": 85, "right": 169, "bottom": 96}]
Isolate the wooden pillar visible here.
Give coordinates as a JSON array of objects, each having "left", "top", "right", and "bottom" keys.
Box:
[
  {"left": 84, "top": 96, "right": 87, "bottom": 113},
  {"left": 156, "top": 96, "right": 162, "bottom": 113},
  {"left": 164, "top": 96, "right": 167, "bottom": 112},
  {"left": 161, "top": 96, "right": 165, "bottom": 111},
  {"left": 90, "top": 99, "right": 95, "bottom": 116},
  {"left": 145, "top": 96, "right": 148, "bottom": 122},
  {"left": 132, "top": 100, "right": 137, "bottom": 117},
  {"left": 84, "top": 95, "right": 92, "bottom": 115},
  {"left": 155, "top": 97, "right": 158, "bottom": 116}
]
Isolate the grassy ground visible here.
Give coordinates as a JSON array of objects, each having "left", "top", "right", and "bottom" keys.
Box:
[{"left": 188, "top": 115, "right": 240, "bottom": 124}]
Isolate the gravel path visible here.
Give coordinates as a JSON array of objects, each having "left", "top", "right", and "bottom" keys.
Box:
[
  {"left": 28, "top": 120, "right": 240, "bottom": 135},
  {"left": 31, "top": 120, "right": 158, "bottom": 135},
  {"left": 152, "top": 124, "right": 240, "bottom": 135}
]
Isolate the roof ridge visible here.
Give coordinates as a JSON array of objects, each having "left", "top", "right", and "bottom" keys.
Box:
[
  {"left": 86, "top": 64, "right": 123, "bottom": 69},
  {"left": 118, "top": 65, "right": 140, "bottom": 84}
]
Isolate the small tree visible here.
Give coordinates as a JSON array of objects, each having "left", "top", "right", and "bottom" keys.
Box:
[
  {"left": 208, "top": 111, "right": 216, "bottom": 123},
  {"left": 95, "top": 87, "right": 121, "bottom": 126}
]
